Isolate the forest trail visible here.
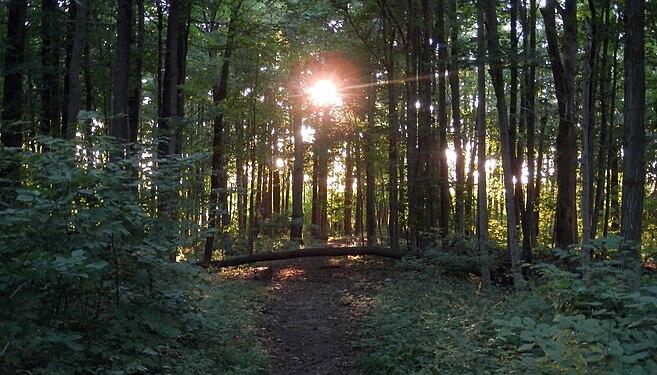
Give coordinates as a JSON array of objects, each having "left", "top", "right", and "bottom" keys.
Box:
[{"left": 246, "top": 244, "right": 394, "bottom": 374}]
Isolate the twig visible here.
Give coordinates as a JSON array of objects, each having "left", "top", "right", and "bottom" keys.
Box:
[
  {"left": 0, "top": 341, "right": 10, "bottom": 358},
  {"left": 9, "top": 279, "right": 31, "bottom": 300}
]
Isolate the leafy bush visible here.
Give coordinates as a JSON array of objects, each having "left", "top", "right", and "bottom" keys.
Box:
[
  {"left": 359, "top": 245, "right": 657, "bottom": 374},
  {"left": 0, "top": 137, "right": 267, "bottom": 374}
]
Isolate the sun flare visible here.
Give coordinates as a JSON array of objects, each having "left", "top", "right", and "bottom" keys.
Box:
[{"left": 308, "top": 79, "right": 343, "bottom": 107}]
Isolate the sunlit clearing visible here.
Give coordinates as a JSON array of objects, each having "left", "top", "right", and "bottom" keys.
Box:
[
  {"left": 275, "top": 158, "right": 285, "bottom": 168},
  {"left": 308, "top": 79, "right": 343, "bottom": 107}
]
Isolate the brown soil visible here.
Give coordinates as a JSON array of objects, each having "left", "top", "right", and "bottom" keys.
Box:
[{"left": 247, "top": 254, "right": 393, "bottom": 375}]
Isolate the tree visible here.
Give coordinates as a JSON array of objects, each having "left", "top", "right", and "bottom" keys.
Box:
[
  {"left": 1, "top": 0, "right": 28, "bottom": 149},
  {"left": 484, "top": 0, "right": 524, "bottom": 289},
  {"left": 476, "top": 0, "right": 490, "bottom": 287},
  {"left": 620, "top": 0, "right": 645, "bottom": 281},
  {"left": 290, "top": 64, "right": 304, "bottom": 243},
  {"left": 110, "top": 0, "right": 131, "bottom": 157},
  {"left": 540, "top": 0, "right": 578, "bottom": 250},
  {"left": 204, "top": 0, "right": 243, "bottom": 263}
]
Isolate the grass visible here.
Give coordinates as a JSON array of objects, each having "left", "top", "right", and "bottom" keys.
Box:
[{"left": 357, "top": 258, "right": 657, "bottom": 374}]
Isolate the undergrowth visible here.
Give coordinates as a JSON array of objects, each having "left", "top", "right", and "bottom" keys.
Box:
[
  {"left": 0, "top": 137, "right": 267, "bottom": 374},
  {"left": 358, "top": 250, "right": 657, "bottom": 374}
]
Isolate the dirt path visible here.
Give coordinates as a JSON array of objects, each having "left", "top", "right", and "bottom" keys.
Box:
[{"left": 251, "top": 255, "right": 391, "bottom": 375}]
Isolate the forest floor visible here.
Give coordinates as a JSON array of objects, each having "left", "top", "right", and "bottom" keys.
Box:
[{"left": 239, "top": 241, "right": 396, "bottom": 374}]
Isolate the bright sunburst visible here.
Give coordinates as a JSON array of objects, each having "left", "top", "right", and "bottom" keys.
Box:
[{"left": 307, "top": 79, "right": 343, "bottom": 107}]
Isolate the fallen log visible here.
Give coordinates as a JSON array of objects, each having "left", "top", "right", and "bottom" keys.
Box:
[{"left": 202, "top": 246, "right": 415, "bottom": 268}]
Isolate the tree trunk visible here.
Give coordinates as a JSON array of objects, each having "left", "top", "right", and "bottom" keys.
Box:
[
  {"left": 541, "top": 0, "right": 578, "bottom": 250},
  {"left": 581, "top": 19, "right": 595, "bottom": 268},
  {"left": 204, "top": 247, "right": 413, "bottom": 268},
  {"left": 485, "top": 0, "right": 525, "bottom": 289},
  {"left": 476, "top": 0, "right": 490, "bottom": 287},
  {"left": 111, "top": 0, "right": 131, "bottom": 159},
  {"left": 40, "top": 0, "right": 60, "bottom": 137},
  {"left": 521, "top": 0, "right": 537, "bottom": 262},
  {"left": 204, "top": 1, "right": 242, "bottom": 263},
  {"left": 365, "top": 83, "right": 377, "bottom": 247},
  {"left": 383, "top": 12, "right": 400, "bottom": 250},
  {"left": 316, "top": 110, "right": 330, "bottom": 240},
  {"left": 1, "top": 0, "right": 27, "bottom": 148},
  {"left": 405, "top": 0, "right": 420, "bottom": 251},
  {"left": 127, "top": 0, "right": 145, "bottom": 144},
  {"left": 344, "top": 139, "right": 354, "bottom": 236},
  {"left": 620, "top": 0, "right": 645, "bottom": 283},
  {"left": 290, "top": 66, "right": 304, "bottom": 243},
  {"left": 449, "top": 0, "right": 465, "bottom": 236},
  {"left": 435, "top": 0, "right": 450, "bottom": 242},
  {"left": 65, "top": 0, "right": 89, "bottom": 140}
]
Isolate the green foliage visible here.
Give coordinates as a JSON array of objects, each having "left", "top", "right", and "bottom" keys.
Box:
[
  {"left": 0, "top": 138, "right": 267, "bottom": 374},
  {"left": 359, "top": 246, "right": 657, "bottom": 374}
]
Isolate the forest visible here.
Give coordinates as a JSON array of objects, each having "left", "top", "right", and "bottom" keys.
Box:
[{"left": 0, "top": 0, "right": 656, "bottom": 373}]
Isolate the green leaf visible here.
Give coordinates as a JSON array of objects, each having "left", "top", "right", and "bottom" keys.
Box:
[{"left": 518, "top": 343, "right": 534, "bottom": 352}]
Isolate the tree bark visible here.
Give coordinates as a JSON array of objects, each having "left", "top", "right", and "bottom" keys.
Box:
[
  {"left": 435, "top": 0, "right": 450, "bottom": 242},
  {"left": 1, "top": 0, "right": 27, "bottom": 148},
  {"left": 290, "top": 65, "right": 304, "bottom": 243},
  {"left": 620, "top": 0, "right": 645, "bottom": 282},
  {"left": 40, "top": 0, "right": 60, "bottom": 136},
  {"left": 449, "top": 0, "right": 465, "bottom": 236},
  {"left": 541, "top": 0, "right": 578, "bottom": 250},
  {"left": 476, "top": 0, "right": 490, "bottom": 287},
  {"left": 581, "top": 19, "right": 595, "bottom": 268},
  {"left": 203, "top": 247, "right": 413, "bottom": 268},
  {"left": 204, "top": 1, "right": 242, "bottom": 263},
  {"left": 127, "top": 0, "right": 145, "bottom": 144},
  {"left": 365, "top": 83, "right": 377, "bottom": 246},
  {"left": 65, "top": 0, "right": 89, "bottom": 140},
  {"left": 111, "top": 0, "right": 131, "bottom": 157},
  {"left": 485, "top": 0, "right": 525, "bottom": 289},
  {"left": 405, "top": 0, "right": 420, "bottom": 251},
  {"left": 344, "top": 139, "right": 354, "bottom": 235}
]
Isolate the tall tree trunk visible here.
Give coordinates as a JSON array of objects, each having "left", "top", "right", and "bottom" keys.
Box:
[
  {"left": 204, "top": 1, "right": 241, "bottom": 263},
  {"left": 316, "top": 110, "right": 330, "bottom": 240},
  {"left": 40, "top": 0, "right": 60, "bottom": 136},
  {"left": 449, "top": 0, "right": 465, "bottom": 236},
  {"left": 435, "top": 0, "right": 450, "bottom": 241},
  {"left": 405, "top": 0, "right": 420, "bottom": 251},
  {"left": 620, "top": 0, "right": 645, "bottom": 282},
  {"left": 289, "top": 65, "right": 304, "bottom": 243},
  {"left": 581, "top": 18, "right": 595, "bottom": 268},
  {"left": 521, "top": 0, "right": 537, "bottom": 260},
  {"left": 158, "top": 0, "right": 191, "bottom": 157},
  {"left": 65, "top": 0, "right": 89, "bottom": 140},
  {"left": 0, "top": 0, "right": 27, "bottom": 199},
  {"left": 541, "top": 0, "right": 578, "bottom": 250},
  {"left": 344, "top": 139, "right": 354, "bottom": 236},
  {"left": 365, "top": 83, "right": 377, "bottom": 247},
  {"left": 476, "top": 0, "right": 490, "bottom": 287},
  {"left": 1, "top": 0, "right": 27, "bottom": 148},
  {"left": 592, "top": 0, "right": 616, "bottom": 239},
  {"left": 111, "top": 0, "right": 131, "bottom": 159},
  {"left": 128, "top": 0, "right": 145, "bottom": 144},
  {"left": 485, "top": 0, "right": 524, "bottom": 289},
  {"left": 383, "top": 11, "right": 400, "bottom": 250},
  {"left": 355, "top": 142, "right": 364, "bottom": 243}
]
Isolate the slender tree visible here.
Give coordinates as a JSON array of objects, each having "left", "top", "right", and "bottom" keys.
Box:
[
  {"left": 111, "top": 0, "right": 131, "bottom": 157},
  {"left": 485, "top": 0, "right": 524, "bottom": 289},
  {"left": 476, "top": 0, "right": 490, "bottom": 287},
  {"left": 204, "top": 0, "right": 243, "bottom": 263},
  {"left": 620, "top": 0, "right": 645, "bottom": 282},
  {"left": 541, "top": 0, "right": 578, "bottom": 250}
]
